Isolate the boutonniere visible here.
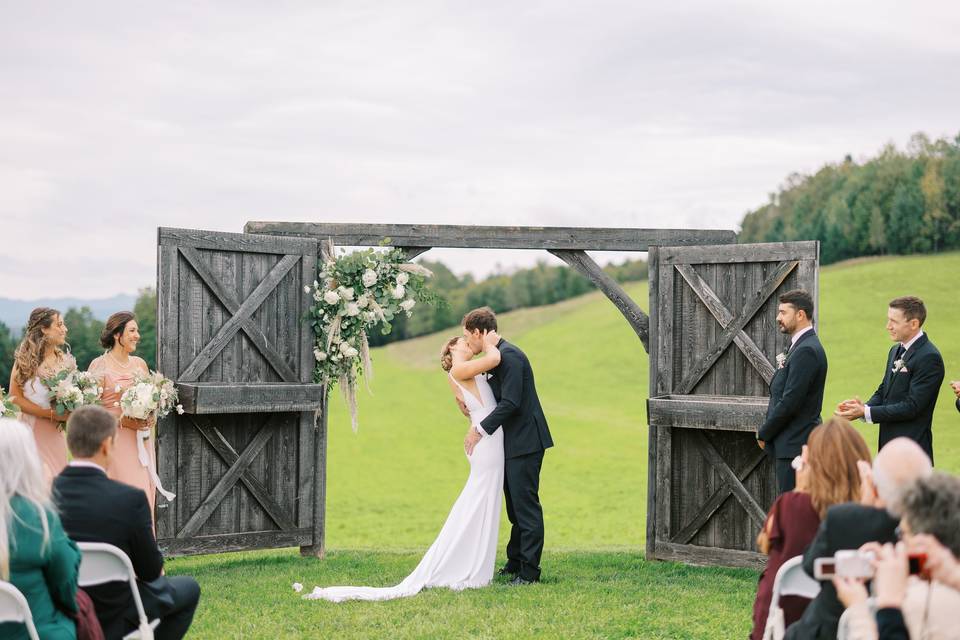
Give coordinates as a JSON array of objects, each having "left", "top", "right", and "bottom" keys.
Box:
[
  {"left": 776, "top": 352, "right": 788, "bottom": 370},
  {"left": 892, "top": 358, "right": 907, "bottom": 373}
]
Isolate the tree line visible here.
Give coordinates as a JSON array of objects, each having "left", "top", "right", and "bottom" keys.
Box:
[
  {"left": 739, "top": 132, "right": 960, "bottom": 264},
  {"left": 1, "top": 257, "right": 647, "bottom": 383}
]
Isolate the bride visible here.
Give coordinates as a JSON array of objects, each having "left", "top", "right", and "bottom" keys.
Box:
[{"left": 304, "top": 330, "right": 504, "bottom": 602}]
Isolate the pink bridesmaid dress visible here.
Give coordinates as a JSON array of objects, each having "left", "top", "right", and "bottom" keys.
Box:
[
  {"left": 88, "top": 355, "right": 158, "bottom": 517},
  {"left": 20, "top": 356, "right": 73, "bottom": 484}
]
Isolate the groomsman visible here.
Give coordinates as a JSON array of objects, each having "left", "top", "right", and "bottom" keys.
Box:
[
  {"left": 757, "top": 289, "right": 828, "bottom": 494},
  {"left": 838, "top": 296, "right": 945, "bottom": 463}
]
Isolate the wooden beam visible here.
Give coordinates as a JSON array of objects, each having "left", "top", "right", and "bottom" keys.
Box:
[
  {"left": 160, "top": 528, "right": 313, "bottom": 557},
  {"left": 160, "top": 227, "right": 317, "bottom": 255},
  {"left": 300, "top": 392, "right": 329, "bottom": 558},
  {"left": 176, "top": 383, "right": 324, "bottom": 414},
  {"left": 692, "top": 431, "right": 767, "bottom": 528},
  {"left": 243, "top": 221, "right": 737, "bottom": 251},
  {"left": 647, "top": 395, "right": 769, "bottom": 432},
  {"left": 549, "top": 249, "right": 649, "bottom": 352},
  {"left": 659, "top": 241, "right": 819, "bottom": 265},
  {"left": 653, "top": 542, "right": 766, "bottom": 570}
]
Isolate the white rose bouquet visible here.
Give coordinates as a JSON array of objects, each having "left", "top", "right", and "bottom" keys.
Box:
[
  {"left": 120, "top": 370, "right": 183, "bottom": 421},
  {"left": 42, "top": 368, "right": 103, "bottom": 425},
  {"left": 304, "top": 244, "right": 439, "bottom": 430},
  {"left": 1, "top": 386, "right": 21, "bottom": 419}
]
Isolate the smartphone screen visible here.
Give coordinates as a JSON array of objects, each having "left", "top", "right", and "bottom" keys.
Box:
[{"left": 813, "top": 559, "right": 836, "bottom": 580}]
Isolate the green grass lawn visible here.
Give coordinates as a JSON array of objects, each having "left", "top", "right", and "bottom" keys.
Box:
[{"left": 166, "top": 252, "right": 960, "bottom": 639}]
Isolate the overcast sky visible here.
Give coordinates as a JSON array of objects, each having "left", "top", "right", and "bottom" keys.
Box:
[{"left": 1, "top": 1, "right": 958, "bottom": 300}]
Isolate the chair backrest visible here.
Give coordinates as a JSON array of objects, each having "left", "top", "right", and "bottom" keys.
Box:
[
  {"left": 0, "top": 580, "right": 40, "bottom": 640},
  {"left": 77, "top": 542, "right": 151, "bottom": 633},
  {"left": 773, "top": 555, "right": 821, "bottom": 603}
]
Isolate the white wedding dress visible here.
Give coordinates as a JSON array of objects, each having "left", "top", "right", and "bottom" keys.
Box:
[{"left": 304, "top": 373, "right": 503, "bottom": 602}]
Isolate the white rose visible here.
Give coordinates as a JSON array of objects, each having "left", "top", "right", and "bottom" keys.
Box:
[
  {"left": 364, "top": 311, "right": 376, "bottom": 322},
  {"left": 362, "top": 269, "right": 378, "bottom": 288},
  {"left": 313, "top": 348, "right": 327, "bottom": 362},
  {"left": 400, "top": 299, "right": 416, "bottom": 312},
  {"left": 339, "top": 341, "right": 352, "bottom": 355},
  {"left": 303, "top": 285, "right": 311, "bottom": 293},
  {"left": 356, "top": 294, "right": 369, "bottom": 309},
  {"left": 339, "top": 287, "right": 355, "bottom": 301},
  {"left": 396, "top": 272, "right": 410, "bottom": 286},
  {"left": 175, "top": 404, "right": 185, "bottom": 415},
  {"left": 292, "top": 583, "right": 304, "bottom": 593},
  {"left": 344, "top": 346, "right": 359, "bottom": 358},
  {"left": 323, "top": 290, "right": 340, "bottom": 305},
  {"left": 392, "top": 284, "right": 406, "bottom": 299},
  {"left": 345, "top": 302, "right": 360, "bottom": 316}
]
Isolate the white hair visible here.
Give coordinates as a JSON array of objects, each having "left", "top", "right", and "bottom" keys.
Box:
[
  {"left": 872, "top": 437, "right": 933, "bottom": 517},
  {"left": 0, "top": 418, "right": 53, "bottom": 580}
]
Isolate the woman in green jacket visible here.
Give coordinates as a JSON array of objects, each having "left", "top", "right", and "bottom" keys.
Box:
[{"left": 0, "top": 417, "right": 80, "bottom": 640}]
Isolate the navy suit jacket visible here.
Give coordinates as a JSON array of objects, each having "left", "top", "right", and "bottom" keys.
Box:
[
  {"left": 759, "top": 329, "right": 828, "bottom": 459},
  {"left": 866, "top": 333, "right": 944, "bottom": 462}
]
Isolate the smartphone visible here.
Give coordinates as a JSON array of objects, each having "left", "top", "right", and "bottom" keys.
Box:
[
  {"left": 909, "top": 553, "right": 927, "bottom": 577},
  {"left": 813, "top": 558, "right": 836, "bottom": 580}
]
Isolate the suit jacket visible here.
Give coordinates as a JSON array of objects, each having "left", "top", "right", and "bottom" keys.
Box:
[
  {"left": 785, "top": 503, "right": 899, "bottom": 640},
  {"left": 866, "top": 333, "right": 944, "bottom": 462},
  {"left": 479, "top": 339, "right": 553, "bottom": 459},
  {"left": 53, "top": 466, "right": 166, "bottom": 639},
  {"left": 758, "top": 329, "right": 828, "bottom": 459}
]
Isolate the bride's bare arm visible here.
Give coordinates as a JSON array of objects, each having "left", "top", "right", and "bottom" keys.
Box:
[{"left": 450, "top": 332, "right": 501, "bottom": 380}]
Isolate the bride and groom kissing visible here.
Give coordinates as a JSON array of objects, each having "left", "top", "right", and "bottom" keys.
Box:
[{"left": 303, "top": 307, "right": 554, "bottom": 602}]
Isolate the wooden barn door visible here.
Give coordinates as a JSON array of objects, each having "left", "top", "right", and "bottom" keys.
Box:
[
  {"left": 646, "top": 241, "right": 819, "bottom": 568},
  {"left": 156, "top": 228, "right": 325, "bottom": 556}
]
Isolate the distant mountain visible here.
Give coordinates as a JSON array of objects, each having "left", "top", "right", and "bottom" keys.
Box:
[{"left": 0, "top": 294, "right": 137, "bottom": 332}]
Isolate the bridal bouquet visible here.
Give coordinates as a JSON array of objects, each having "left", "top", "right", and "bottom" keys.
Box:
[
  {"left": 0, "top": 386, "right": 21, "bottom": 419},
  {"left": 120, "top": 371, "right": 184, "bottom": 421},
  {"left": 305, "top": 242, "right": 439, "bottom": 430},
  {"left": 42, "top": 368, "right": 103, "bottom": 421}
]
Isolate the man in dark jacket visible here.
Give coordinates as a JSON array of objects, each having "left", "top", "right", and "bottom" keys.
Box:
[
  {"left": 838, "top": 296, "right": 945, "bottom": 463},
  {"left": 461, "top": 307, "right": 553, "bottom": 585},
  {"left": 758, "top": 289, "right": 828, "bottom": 493},
  {"left": 53, "top": 406, "right": 200, "bottom": 640}
]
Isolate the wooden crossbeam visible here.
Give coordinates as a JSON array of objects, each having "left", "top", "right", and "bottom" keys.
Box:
[
  {"left": 673, "top": 261, "right": 797, "bottom": 394},
  {"left": 243, "top": 221, "right": 737, "bottom": 251},
  {"left": 178, "top": 253, "right": 301, "bottom": 382},
  {"left": 188, "top": 415, "right": 296, "bottom": 531},
  {"left": 177, "top": 415, "right": 281, "bottom": 538},
  {"left": 178, "top": 248, "right": 299, "bottom": 383},
  {"left": 691, "top": 432, "right": 767, "bottom": 527},
  {"left": 549, "top": 249, "right": 650, "bottom": 352},
  {"left": 671, "top": 448, "right": 766, "bottom": 544}
]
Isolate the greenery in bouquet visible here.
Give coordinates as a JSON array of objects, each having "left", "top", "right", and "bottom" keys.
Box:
[
  {"left": 42, "top": 367, "right": 102, "bottom": 424},
  {"left": 120, "top": 370, "right": 183, "bottom": 421},
  {"left": 1, "top": 386, "right": 21, "bottom": 419},
  {"left": 306, "top": 244, "right": 439, "bottom": 430}
]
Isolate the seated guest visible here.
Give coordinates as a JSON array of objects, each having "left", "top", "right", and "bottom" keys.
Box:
[
  {"left": 750, "top": 417, "right": 871, "bottom": 640},
  {"left": 53, "top": 406, "right": 200, "bottom": 640},
  {"left": 0, "top": 417, "right": 80, "bottom": 640},
  {"left": 784, "top": 437, "right": 932, "bottom": 639},
  {"left": 834, "top": 472, "right": 960, "bottom": 640}
]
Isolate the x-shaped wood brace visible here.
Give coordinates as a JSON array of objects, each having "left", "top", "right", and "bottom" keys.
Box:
[
  {"left": 673, "top": 260, "right": 798, "bottom": 395},
  {"left": 176, "top": 414, "right": 296, "bottom": 538},
  {"left": 671, "top": 438, "right": 767, "bottom": 544},
  {"left": 177, "top": 247, "right": 300, "bottom": 383}
]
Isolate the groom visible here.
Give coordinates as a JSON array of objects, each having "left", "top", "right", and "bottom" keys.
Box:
[{"left": 461, "top": 307, "right": 553, "bottom": 585}]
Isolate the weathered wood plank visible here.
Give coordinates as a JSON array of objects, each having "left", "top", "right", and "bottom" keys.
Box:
[
  {"left": 549, "top": 249, "right": 650, "bottom": 352},
  {"left": 673, "top": 261, "right": 795, "bottom": 394},
  {"left": 653, "top": 542, "right": 766, "bottom": 570},
  {"left": 645, "top": 246, "right": 661, "bottom": 560},
  {"left": 660, "top": 241, "right": 819, "bottom": 265},
  {"left": 189, "top": 415, "right": 296, "bottom": 531},
  {"left": 160, "top": 528, "right": 313, "bottom": 557},
  {"left": 159, "top": 227, "right": 317, "bottom": 254},
  {"left": 179, "top": 253, "right": 301, "bottom": 382},
  {"left": 243, "top": 221, "right": 737, "bottom": 251},
  {"left": 301, "top": 393, "right": 329, "bottom": 558},
  {"left": 177, "top": 415, "right": 279, "bottom": 538},
  {"left": 176, "top": 383, "right": 325, "bottom": 414},
  {"left": 648, "top": 395, "right": 768, "bottom": 431},
  {"left": 156, "top": 241, "right": 180, "bottom": 539},
  {"left": 692, "top": 431, "right": 767, "bottom": 528}
]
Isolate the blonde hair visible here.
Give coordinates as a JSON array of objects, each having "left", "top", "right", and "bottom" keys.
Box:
[
  {"left": 0, "top": 418, "right": 53, "bottom": 580},
  {"left": 13, "top": 307, "right": 65, "bottom": 387},
  {"left": 440, "top": 336, "right": 461, "bottom": 372},
  {"left": 805, "top": 417, "right": 872, "bottom": 519}
]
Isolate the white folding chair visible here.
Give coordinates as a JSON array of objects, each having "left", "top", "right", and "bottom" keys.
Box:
[
  {"left": 762, "top": 555, "right": 821, "bottom": 640},
  {"left": 77, "top": 542, "right": 161, "bottom": 640},
  {"left": 0, "top": 580, "right": 40, "bottom": 640}
]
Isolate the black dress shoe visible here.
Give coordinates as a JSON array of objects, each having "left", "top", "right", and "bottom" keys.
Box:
[
  {"left": 497, "top": 567, "right": 518, "bottom": 579},
  {"left": 508, "top": 575, "right": 538, "bottom": 586}
]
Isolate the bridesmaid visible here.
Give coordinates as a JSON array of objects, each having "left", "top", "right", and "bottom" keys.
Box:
[
  {"left": 87, "top": 311, "right": 160, "bottom": 517},
  {"left": 8, "top": 307, "right": 73, "bottom": 483}
]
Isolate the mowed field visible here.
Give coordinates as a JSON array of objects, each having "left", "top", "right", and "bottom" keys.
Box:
[{"left": 169, "top": 253, "right": 960, "bottom": 638}]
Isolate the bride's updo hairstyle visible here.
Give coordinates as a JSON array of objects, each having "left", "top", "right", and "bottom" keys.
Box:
[
  {"left": 13, "top": 307, "right": 64, "bottom": 387},
  {"left": 440, "top": 336, "right": 461, "bottom": 372},
  {"left": 100, "top": 311, "right": 136, "bottom": 350}
]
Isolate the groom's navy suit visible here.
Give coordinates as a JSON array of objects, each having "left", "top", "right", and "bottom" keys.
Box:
[
  {"left": 479, "top": 339, "right": 553, "bottom": 581},
  {"left": 758, "top": 328, "right": 827, "bottom": 494},
  {"left": 865, "top": 333, "right": 944, "bottom": 463}
]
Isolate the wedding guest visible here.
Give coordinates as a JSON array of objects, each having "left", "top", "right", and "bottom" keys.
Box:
[
  {"left": 951, "top": 380, "right": 960, "bottom": 413},
  {"left": 0, "top": 418, "right": 80, "bottom": 640},
  {"left": 87, "top": 312, "right": 162, "bottom": 517},
  {"left": 54, "top": 406, "right": 200, "bottom": 640},
  {"left": 7, "top": 307, "right": 73, "bottom": 482},
  {"left": 784, "top": 438, "right": 931, "bottom": 639},
  {"left": 757, "top": 289, "right": 828, "bottom": 493},
  {"left": 837, "top": 296, "right": 944, "bottom": 463},
  {"left": 833, "top": 472, "right": 960, "bottom": 640},
  {"left": 750, "top": 417, "right": 870, "bottom": 640}
]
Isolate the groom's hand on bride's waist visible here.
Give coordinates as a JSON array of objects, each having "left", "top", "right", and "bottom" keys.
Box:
[{"left": 464, "top": 427, "right": 483, "bottom": 455}]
